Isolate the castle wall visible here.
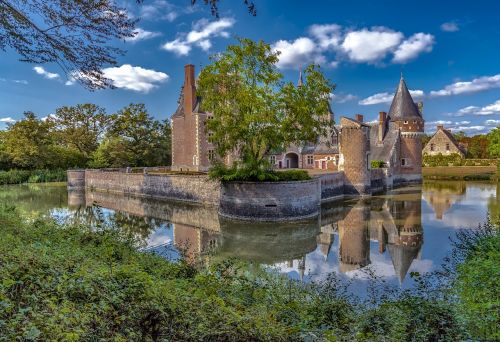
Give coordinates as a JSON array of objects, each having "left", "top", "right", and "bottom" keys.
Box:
[
  {"left": 319, "top": 171, "right": 345, "bottom": 201},
  {"left": 84, "top": 170, "right": 220, "bottom": 205}
]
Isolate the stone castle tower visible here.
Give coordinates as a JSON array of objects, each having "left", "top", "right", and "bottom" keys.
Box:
[{"left": 387, "top": 76, "right": 425, "bottom": 181}]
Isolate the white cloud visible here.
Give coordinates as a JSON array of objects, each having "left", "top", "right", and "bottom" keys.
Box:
[
  {"left": 359, "top": 89, "right": 424, "bottom": 105},
  {"left": 441, "top": 22, "right": 459, "bottom": 32},
  {"left": 33, "top": 66, "right": 60, "bottom": 79},
  {"left": 272, "top": 37, "right": 326, "bottom": 69},
  {"left": 100, "top": 64, "right": 169, "bottom": 93},
  {"left": 485, "top": 119, "right": 500, "bottom": 126},
  {"left": 140, "top": 0, "right": 178, "bottom": 21},
  {"left": 392, "top": 33, "right": 434, "bottom": 63},
  {"left": 124, "top": 28, "right": 161, "bottom": 43},
  {"left": 0, "top": 117, "right": 16, "bottom": 123},
  {"left": 425, "top": 120, "right": 492, "bottom": 134},
  {"left": 162, "top": 17, "right": 235, "bottom": 56},
  {"left": 430, "top": 74, "right": 500, "bottom": 97},
  {"left": 13, "top": 79, "right": 28, "bottom": 84},
  {"left": 340, "top": 28, "right": 403, "bottom": 63},
  {"left": 41, "top": 114, "right": 56, "bottom": 122},
  {"left": 308, "top": 24, "right": 342, "bottom": 50},
  {"left": 331, "top": 93, "right": 357, "bottom": 104},
  {"left": 452, "top": 100, "right": 500, "bottom": 116}
]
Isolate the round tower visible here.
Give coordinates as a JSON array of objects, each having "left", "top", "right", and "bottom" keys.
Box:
[{"left": 387, "top": 76, "right": 425, "bottom": 183}]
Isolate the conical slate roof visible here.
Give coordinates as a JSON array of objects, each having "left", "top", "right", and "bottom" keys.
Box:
[
  {"left": 388, "top": 77, "right": 421, "bottom": 120},
  {"left": 387, "top": 244, "right": 421, "bottom": 284}
]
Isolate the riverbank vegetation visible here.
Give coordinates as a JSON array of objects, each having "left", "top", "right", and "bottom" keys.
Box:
[
  {"left": 0, "top": 104, "right": 171, "bottom": 173},
  {"left": 0, "top": 204, "right": 497, "bottom": 340},
  {"left": 422, "top": 165, "right": 497, "bottom": 181},
  {"left": 0, "top": 169, "right": 67, "bottom": 185}
]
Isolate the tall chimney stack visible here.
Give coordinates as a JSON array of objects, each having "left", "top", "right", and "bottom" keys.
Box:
[
  {"left": 378, "top": 111, "right": 387, "bottom": 142},
  {"left": 183, "top": 64, "right": 196, "bottom": 114},
  {"left": 355, "top": 114, "right": 364, "bottom": 123}
]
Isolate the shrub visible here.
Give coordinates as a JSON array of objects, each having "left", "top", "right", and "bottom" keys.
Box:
[
  {"left": 209, "top": 163, "right": 310, "bottom": 182},
  {"left": 0, "top": 169, "right": 66, "bottom": 185},
  {"left": 371, "top": 160, "right": 385, "bottom": 169}
]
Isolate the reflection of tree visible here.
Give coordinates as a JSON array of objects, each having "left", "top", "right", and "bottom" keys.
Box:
[
  {"left": 0, "top": 183, "right": 68, "bottom": 214},
  {"left": 488, "top": 183, "right": 500, "bottom": 226}
]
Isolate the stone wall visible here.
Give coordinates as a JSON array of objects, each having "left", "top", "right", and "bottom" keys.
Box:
[
  {"left": 370, "top": 168, "right": 386, "bottom": 193},
  {"left": 85, "top": 170, "right": 220, "bottom": 205},
  {"left": 219, "top": 178, "right": 320, "bottom": 221},
  {"left": 67, "top": 170, "right": 86, "bottom": 190},
  {"left": 319, "top": 172, "right": 345, "bottom": 201}
]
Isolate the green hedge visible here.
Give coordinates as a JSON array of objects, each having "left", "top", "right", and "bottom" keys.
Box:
[
  {"left": 423, "top": 153, "right": 498, "bottom": 167},
  {"left": 209, "top": 164, "right": 311, "bottom": 182},
  {"left": 0, "top": 169, "right": 67, "bottom": 185}
]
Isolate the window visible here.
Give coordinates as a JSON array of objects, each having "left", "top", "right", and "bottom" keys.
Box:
[
  {"left": 335, "top": 156, "right": 339, "bottom": 165},
  {"left": 269, "top": 155, "right": 276, "bottom": 165},
  {"left": 207, "top": 131, "right": 214, "bottom": 143},
  {"left": 430, "top": 143, "right": 434, "bottom": 151},
  {"left": 208, "top": 149, "right": 215, "bottom": 161},
  {"left": 401, "top": 158, "right": 410, "bottom": 166},
  {"left": 404, "top": 120, "right": 408, "bottom": 124},
  {"left": 446, "top": 143, "right": 450, "bottom": 151},
  {"left": 413, "top": 120, "right": 417, "bottom": 124},
  {"left": 307, "top": 155, "right": 314, "bottom": 165}
]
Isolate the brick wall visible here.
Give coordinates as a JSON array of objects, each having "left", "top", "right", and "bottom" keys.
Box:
[
  {"left": 319, "top": 171, "right": 345, "bottom": 201},
  {"left": 219, "top": 178, "right": 320, "bottom": 220},
  {"left": 85, "top": 170, "right": 220, "bottom": 205}
]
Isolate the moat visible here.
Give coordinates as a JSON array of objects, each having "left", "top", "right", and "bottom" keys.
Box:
[{"left": 3, "top": 180, "right": 497, "bottom": 294}]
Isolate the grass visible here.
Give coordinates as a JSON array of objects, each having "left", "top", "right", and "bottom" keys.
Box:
[{"left": 422, "top": 166, "right": 497, "bottom": 181}]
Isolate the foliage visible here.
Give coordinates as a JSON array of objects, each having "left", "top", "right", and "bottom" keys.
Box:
[
  {"left": 0, "top": 169, "right": 66, "bottom": 185},
  {"left": 209, "top": 163, "right": 310, "bottom": 182},
  {"left": 449, "top": 220, "right": 500, "bottom": 340},
  {"left": 0, "top": 103, "right": 171, "bottom": 171},
  {"left": 197, "top": 38, "right": 334, "bottom": 179},
  {"left": 370, "top": 160, "right": 385, "bottom": 169},
  {"left": 487, "top": 126, "right": 500, "bottom": 157},
  {"left": 423, "top": 153, "right": 463, "bottom": 167},
  {"left": 0, "top": 0, "right": 136, "bottom": 89},
  {"left": 0, "top": 204, "right": 472, "bottom": 341}
]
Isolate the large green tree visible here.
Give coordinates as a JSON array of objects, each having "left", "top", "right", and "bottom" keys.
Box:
[
  {"left": 95, "top": 103, "right": 170, "bottom": 167},
  {"left": 197, "top": 38, "right": 334, "bottom": 174},
  {"left": 487, "top": 126, "right": 500, "bottom": 158},
  {"left": 51, "top": 104, "right": 111, "bottom": 161}
]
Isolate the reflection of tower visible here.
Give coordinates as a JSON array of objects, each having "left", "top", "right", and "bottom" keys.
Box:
[
  {"left": 317, "top": 224, "right": 335, "bottom": 260},
  {"left": 67, "top": 190, "right": 86, "bottom": 209},
  {"left": 386, "top": 192, "right": 423, "bottom": 284},
  {"left": 297, "top": 255, "right": 306, "bottom": 281},
  {"left": 173, "top": 223, "right": 219, "bottom": 263},
  {"left": 338, "top": 202, "right": 370, "bottom": 272}
]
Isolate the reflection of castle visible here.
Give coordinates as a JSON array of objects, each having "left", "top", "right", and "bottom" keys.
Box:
[
  {"left": 69, "top": 186, "right": 424, "bottom": 283},
  {"left": 422, "top": 181, "right": 466, "bottom": 220}
]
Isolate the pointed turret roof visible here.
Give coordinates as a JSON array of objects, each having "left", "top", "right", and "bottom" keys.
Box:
[
  {"left": 388, "top": 76, "right": 421, "bottom": 120},
  {"left": 298, "top": 69, "right": 304, "bottom": 87}
]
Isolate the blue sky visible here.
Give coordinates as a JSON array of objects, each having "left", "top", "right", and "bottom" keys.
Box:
[{"left": 1, "top": 0, "right": 499, "bottom": 134}]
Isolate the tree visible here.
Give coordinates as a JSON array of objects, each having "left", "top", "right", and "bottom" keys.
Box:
[
  {"left": 487, "top": 127, "right": 500, "bottom": 158},
  {"left": 1, "top": 112, "right": 55, "bottom": 169},
  {"left": 466, "top": 134, "right": 490, "bottom": 159},
  {"left": 102, "top": 103, "right": 170, "bottom": 167},
  {"left": 197, "top": 38, "right": 334, "bottom": 175},
  {"left": 1, "top": 1, "right": 255, "bottom": 90},
  {"left": 0, "top": 0, "right": 136, "bottom": 90},
  {"left": 51, "top": 104, "right": 111, "bottom": 161}
]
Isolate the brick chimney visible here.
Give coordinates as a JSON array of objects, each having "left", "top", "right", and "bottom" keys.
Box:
[
  {"left": 183, "top": 64, "right": 196, "bottom": 114},
  {"left": 437, "top": 124, "right": 444, "bottom": 131},
  {"left": 355, "top": 114, "right": 364, "bottom": 123},
  {"left": 378, "top": 111, "right": 387, "bottom": 142}
]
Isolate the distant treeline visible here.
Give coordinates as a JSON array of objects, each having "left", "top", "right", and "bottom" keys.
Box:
[{"left": 0, "top": 103, "right": 171, "bottom": 170}]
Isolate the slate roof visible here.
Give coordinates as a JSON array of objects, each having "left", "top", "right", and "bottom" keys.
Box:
[
  {"left": 387, "top": 244, "right": 421, "bottom": 284},
  {"left": 388, "top": 77, "right": 422, "bottom": 120},
  {"left": 368, "top": 122, "right": 399, "bottom": 162}
]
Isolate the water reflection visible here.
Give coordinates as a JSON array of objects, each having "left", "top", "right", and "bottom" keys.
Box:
[{"left": 0, "top": 180, "right": 495, "bottom": 288}]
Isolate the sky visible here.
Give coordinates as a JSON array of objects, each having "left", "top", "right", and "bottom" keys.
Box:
[{"left": 0, "top": 0, "right": 499, "bottom": 135}]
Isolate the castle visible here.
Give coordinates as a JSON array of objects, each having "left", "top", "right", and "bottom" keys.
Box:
[{"left": 171, "top": 64, "right": 424, "bottom": 187}]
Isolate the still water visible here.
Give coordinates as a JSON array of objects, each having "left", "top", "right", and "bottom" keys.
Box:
[{"left": 2, "top": 181, "right": 498, "bottom": 291}]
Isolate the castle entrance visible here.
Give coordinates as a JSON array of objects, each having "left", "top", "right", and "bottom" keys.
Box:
[{"left": 284, "top": 152, "right": 299, "bottom": 168}]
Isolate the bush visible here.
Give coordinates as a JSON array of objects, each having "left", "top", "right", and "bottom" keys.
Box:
[
  {"left": 423, "top": 153, "right": 463, "bottom": 167},
  {"left": 371, "top": 160, "right": 385, "bottom": 169},
  {"left": 209, "top": 163, "right": 311, "bottom": 182},
  {"left": 0, "top": 169, "right": 66, "bottom": 185}
]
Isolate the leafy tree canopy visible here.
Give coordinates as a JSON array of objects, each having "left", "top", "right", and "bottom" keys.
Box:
[
  {"left": 487, "top": 126, "right": 500, "bottom": 157},
  {"left": 197, "top": 38, "right": 335, "bottom": 174}
]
